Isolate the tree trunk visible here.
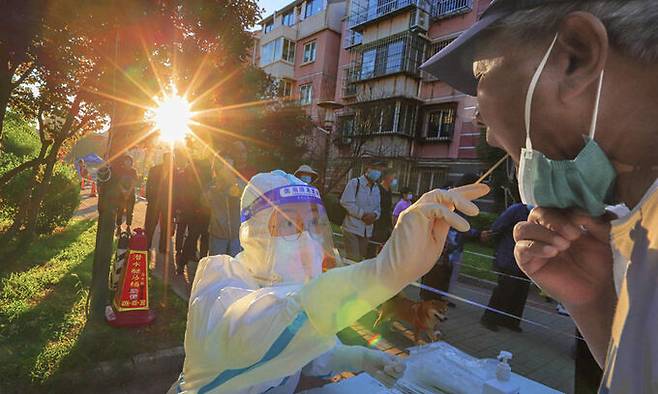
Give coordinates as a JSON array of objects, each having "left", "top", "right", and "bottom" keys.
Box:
[
  {"left": 20, "top": 139, "right": 64, "bottom": 243},
  {"left": 0, "top": 70, "right": 12, "bottom": 149}
]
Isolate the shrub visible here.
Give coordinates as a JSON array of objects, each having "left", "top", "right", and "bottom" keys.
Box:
[
  {"left": 0, "top": 115, "right": 80, "bottom": 234},
  {"left": 36, "top": 163, "right": 80, "bottom": 233}
]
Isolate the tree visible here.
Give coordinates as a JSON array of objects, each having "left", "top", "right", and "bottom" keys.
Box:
[
  {"left": 7, "top": 19, "right": 107, "bottom": 241},
  {"left": 0, "top": 0, "right": 42, "bottom": 147}
]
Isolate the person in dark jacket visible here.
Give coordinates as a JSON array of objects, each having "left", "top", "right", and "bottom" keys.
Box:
[
  {"left": 144, "top": 152, "right": 174, "bottom": 253},
  {"left": 114, "top": 154, "right": 138, "bottom": 236},
  {"left": 480, "top": 203, "right": 532, "bottom": 332},
  {"left": 176, "top": 158, "right": 211, "bottom": 275},
  {"left": 368, "top": 168, "right": 396, "bottom": 258}
]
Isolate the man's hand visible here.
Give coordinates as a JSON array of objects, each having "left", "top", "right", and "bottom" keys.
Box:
[
  {"left": 362, "top": 212, "right": 377, "bottom": 225},
  {"left": 513, "top": 207, "right": 614, "bottom": 307},
  {"left": 480, "top": 230, "right": 494, "bottom": 243},
  {"left": 513, "top": 207, "right": 617, "bottom": 366}
]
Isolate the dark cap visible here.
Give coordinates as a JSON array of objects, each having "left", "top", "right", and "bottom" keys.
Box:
[{"left": 420, "top": 0, "right": 575, "bottom": 96}]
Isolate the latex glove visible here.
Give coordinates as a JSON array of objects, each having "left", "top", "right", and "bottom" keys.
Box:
[
  {"left": 300, "top": 184, "right": 489, "bottom": 335},
  {"left": 329, "top": 345, "right": 406, "bottom": 379}
]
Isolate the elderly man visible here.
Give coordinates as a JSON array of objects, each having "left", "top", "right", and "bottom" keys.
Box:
[{"left": 422, "top": 1, "right": 657, "bottom": 392}]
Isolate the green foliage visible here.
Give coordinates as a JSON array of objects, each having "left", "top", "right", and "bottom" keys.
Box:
[
  {"left": 0, "top": 115, "right": 80, "bottom": 234},
  {"left": 468, "top": 211, "right": 499, "bottom": 232},
  {"left": 35, "top": 163, "right": 80, "bottom": 233},
  {"left": 0, "top": 220, "right": 187, "bottom": 390},
  {"left": 0, "top": 112, "right": 39, "bottom": 158}
]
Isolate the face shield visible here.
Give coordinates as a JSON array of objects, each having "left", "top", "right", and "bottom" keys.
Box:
[{"left": 239, "top": 184, "right": 335, "bottom": 286}]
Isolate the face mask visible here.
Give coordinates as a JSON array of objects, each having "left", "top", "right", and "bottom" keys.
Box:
[
  {"left": 299, "top": 175, "right": 313, "bottom": 184},
  {"left": 271, "top": 231, "right": 324, "bottom": 284},
  {"left": 517, "top": 34, "right": 616, "bottom": 217},
  {"left": 391, "top": 179, "right": 398, "bottom": 188},
  {"left": 367, "top": 170, "right": 381, "bottom": 182}
]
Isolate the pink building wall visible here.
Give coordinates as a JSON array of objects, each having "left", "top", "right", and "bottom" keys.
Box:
[{"left": 294, "top": 29, "right": 342, "bottom": 121}]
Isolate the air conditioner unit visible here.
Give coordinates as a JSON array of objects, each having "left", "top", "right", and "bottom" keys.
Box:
[{"left": 410, "top": 9, "right": 430, "bottom": 32}]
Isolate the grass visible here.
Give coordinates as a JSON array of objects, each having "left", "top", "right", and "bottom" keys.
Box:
[
  {"left": 461, "top": 241, "right": 497, "bottom": 282},
  {"left": 0, "top": 219, "right": 187, "bottom": 392}
]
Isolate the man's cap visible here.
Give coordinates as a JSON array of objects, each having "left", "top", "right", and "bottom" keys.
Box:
[{"left": 420, "top": 0, "right": 575, "bottom": 96}]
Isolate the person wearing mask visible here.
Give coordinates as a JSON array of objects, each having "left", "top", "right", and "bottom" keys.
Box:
[
  {"left": 446, "top": 173, "right": 483, "bottom": 302},
  {"left": 177, "top": 158, "right": 212, "bottom": 276},
  {"left": 114, "top": 154, "right": 138, "bottom": 236},
  {"left": 421, "top": 1, "right": 658, "bottom": 390},
  {"left": 392, "top": 187, "right": 413, "bottom": 225},
  {"left": 339, "top": 164, "right": 382, "bottom": 261},
  {"left": 145, "top": 152, "right": 174, "bottom": 253},
  {"left": 204, "top": 155, "right": 243, "bottom": 257},
  {"left": 171, "top": 170, "right": 489, "bottom": 393},
  {"left": 294, "top": 164, "right": 319, "bottom": 185},
  {"left": 368, "top": 169, "right": 397, "bottom": 258},
  {"left": 479, "top": 203, "right": 532, "bottom": 332}
]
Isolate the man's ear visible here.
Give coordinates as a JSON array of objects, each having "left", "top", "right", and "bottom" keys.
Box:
[{"left": 554, "top": 12, "right": 609, "bottom": 101}]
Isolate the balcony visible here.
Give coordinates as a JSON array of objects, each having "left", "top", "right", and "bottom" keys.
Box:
[
  {"left": 343, "top": 32, "right": 426, "bottom": 86},
  {"left": 433, "top": 0, "right": 473, "bottom": 20},
  {"left": 348, "top": 0, "right": 433, "bottom": 30},
  {"left": 348, "top": 0, "right": 472, "bottom": 30}
]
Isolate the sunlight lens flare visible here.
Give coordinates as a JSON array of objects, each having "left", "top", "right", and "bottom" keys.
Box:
[{"left": 153, "top": 95, "right": 192, "bottom": 143}]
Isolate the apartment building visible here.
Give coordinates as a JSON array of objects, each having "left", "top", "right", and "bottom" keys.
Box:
[{"left": 253, "top": 0, "right": 494, "bottom": 204}]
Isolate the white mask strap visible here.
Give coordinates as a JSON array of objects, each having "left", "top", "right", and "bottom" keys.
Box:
[
  {"left": 588, "top": 70, "right": 605, "bottom": 139},
  {"left": 524, "top": 34, "right": 559, "bottom": 151}
]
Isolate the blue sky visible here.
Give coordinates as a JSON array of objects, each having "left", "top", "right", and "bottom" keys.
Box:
[{"left": 258, "top": 0, "right": 291, "bottom": 19}]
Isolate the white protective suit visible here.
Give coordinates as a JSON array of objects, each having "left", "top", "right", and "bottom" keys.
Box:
[{"left": 173, "top": 170, "right": 489, "bottom": 393}]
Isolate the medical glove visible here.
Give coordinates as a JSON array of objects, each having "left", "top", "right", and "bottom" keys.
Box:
[
  {"left": 300, "top": 184, "right": 490, "bottom": 335},
  {"left": 328, "top": 345, "right": 406, "bottom": 378}
]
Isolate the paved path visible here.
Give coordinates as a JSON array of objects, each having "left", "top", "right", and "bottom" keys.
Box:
[{"left": 75, "top": 187, "right": 576, "bottom": 393}]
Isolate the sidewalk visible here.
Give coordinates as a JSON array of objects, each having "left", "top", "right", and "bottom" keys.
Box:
[{"left": 75, "top": 188, "right": 575, "bottom": 393}]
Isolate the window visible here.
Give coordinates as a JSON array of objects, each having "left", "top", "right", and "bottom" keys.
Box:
[
  {"left": 263, "top": 21, "right": 274, "bottom": 34},
  {"left": 360, "top": 48, "right": 376, "bottom": 79},
  {"left": 426, "top": 104, "right": 457, "bottom": 140},
  {"left": 282, "top": 10, "right": 295, "bottom": 26},
  {"left": 304, "top": 0, "right": 324, "bottom": 18},
  {"left": 385, "top": 40, "right": 405, "bottom": 74},
  {"left": 302, "top": 41, "right": 316, "bottom": 63},
  {"left": 260, "top": 38, "right": 295, "bottom": 66},
  {"left": 299, "top": 84, "right": 313, "bottom": 105},
  {"left": 282, "top": 39, "right": 295, "bottom": 62},
  {"left": 345, "top": 30, "right": 363, "bottom": 48},
  {"left": 425, "top": 38, "right": 454, "bottom": 62},
  {"left": 380, "top": 104, "right": 395, "bottom": 133},
  {"left": 338, "top": 115, "right": 355, "bottom": 138},
  {"left": 279, "top": 80, "right": 293, "bottom": 97}
]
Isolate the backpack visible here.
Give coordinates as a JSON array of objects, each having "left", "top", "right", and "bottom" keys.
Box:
[{"left": 329, "top": 178, "right": 360, "bottom": 225}]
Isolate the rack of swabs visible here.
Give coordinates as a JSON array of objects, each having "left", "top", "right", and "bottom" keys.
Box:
[{"left": 332, "top": 249, "right": 585, "bottom": 342}]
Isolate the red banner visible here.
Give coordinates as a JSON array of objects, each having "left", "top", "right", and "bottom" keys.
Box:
[{"left": 113, "top": 250, "right": 149, "bottom": 311}]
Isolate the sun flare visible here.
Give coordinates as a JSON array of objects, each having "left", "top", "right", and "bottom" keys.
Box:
[{"left": 152, "top": 95, "right": 192, "bottom": 143}]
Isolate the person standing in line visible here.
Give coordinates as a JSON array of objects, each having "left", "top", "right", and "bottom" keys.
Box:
[
  {"left": 114, "top": 154, "right": 138, "bottom": 236},
  {"left": 77, "top": 159, "right": 88, "bottom": 189},
  {"left": 368, "top": 169, "right": 397, "bottom": 258},
  {"left": 294, "top": 164, "right": 319, "bottom": 185},
  {"left": 339, "top": 163, "right": 382, "bottom": 261},
  {"left": 205, "top": 155, "right": 243, "bottom": 257},
  {"left": 479, "top": 203, "right": 532, "bottom": 332},
  {"left": 176, "top": 158, "right": 211, "bottom": 276},
  {"left": 144, "top": 152, "right": 174, "bottom": 253},
  {"left": 446, "top": 173, "right": 483, "bottom": 304},
  {"left": 392, "top": 187, "right": 413, "bottom": 225}
]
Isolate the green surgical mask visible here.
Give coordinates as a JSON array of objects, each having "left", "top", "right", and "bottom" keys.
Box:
[{"left": 518, "top": 34, "right": 616, "bottom": 216}]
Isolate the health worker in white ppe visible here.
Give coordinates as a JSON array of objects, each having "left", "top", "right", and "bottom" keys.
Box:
[{"left": 170, "top": 170, "right": 489, "bottom": 393}]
